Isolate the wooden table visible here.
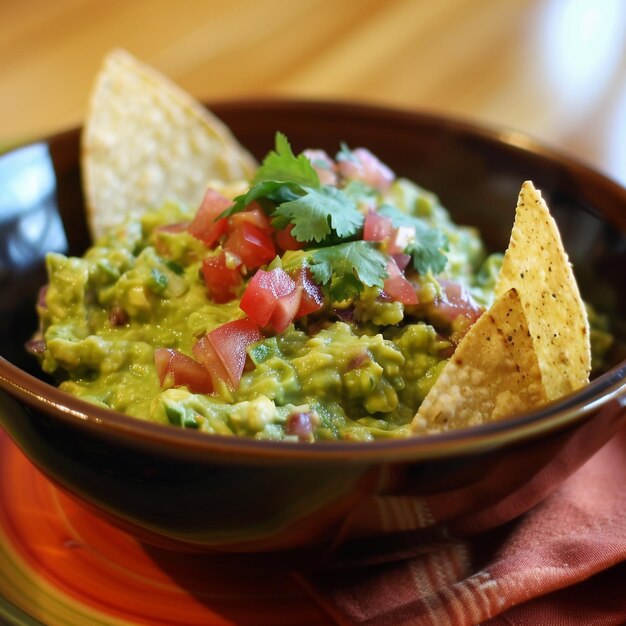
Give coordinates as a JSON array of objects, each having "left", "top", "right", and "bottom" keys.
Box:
[
  {"left": 1, "top": 0, "right": 626, "bottom": 185},
  {"left": 0, "top": 3, "right": 625, "bottom": 624}
]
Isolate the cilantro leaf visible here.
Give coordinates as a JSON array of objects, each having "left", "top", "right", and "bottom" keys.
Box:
[
  {"left": 225, "top": 181, "right": 301, "bottom": 217},
  {"left": 253, "top": 132, "right": 320, "bottom": 187},
  {"left": 273, "top": 185, "right": 363, "bottom": 243},
  {"left": 310, "top": 241, "right": 388, "bottom": 300},
  {"left": 407, "top": 229, "right": 448, "bottom": 275},
  {"left": 220, "top": 133, "right": 318, "bottom": 218},
  {"left": 342, "top": 179, "right": 378, "bottom": 206},
  {"left": 378, "top": 204, "right": 448, "bottom": 274}
]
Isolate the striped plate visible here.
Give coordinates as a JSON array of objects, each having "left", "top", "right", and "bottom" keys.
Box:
[{"left": 0, "top": 430, "right": 331, "bottom": 626}]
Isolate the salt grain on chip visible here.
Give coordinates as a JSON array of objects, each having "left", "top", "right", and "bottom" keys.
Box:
[{"left": 82, "top": 49, "right": 257, "bottom": 240}]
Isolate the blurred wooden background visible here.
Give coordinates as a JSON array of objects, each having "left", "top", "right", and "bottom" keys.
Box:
[{"left": 1, "top": 0, "right": 625, "bottom": 185}]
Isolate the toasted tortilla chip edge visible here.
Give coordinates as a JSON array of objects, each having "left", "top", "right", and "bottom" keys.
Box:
[{"left": 412, "top": 287, "right": 548, "bottom": 434}]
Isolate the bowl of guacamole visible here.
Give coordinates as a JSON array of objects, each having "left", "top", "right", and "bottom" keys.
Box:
[
  {"left": 33, "top": 132, "right": 503, "bottom": 443},
  {"left": 0, "top": 100, "right": 624, "bottom": 552}
]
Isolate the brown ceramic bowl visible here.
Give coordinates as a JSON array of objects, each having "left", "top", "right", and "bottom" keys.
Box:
[{"left": 0, "top": 100, "right": 625, "bottom": 554}]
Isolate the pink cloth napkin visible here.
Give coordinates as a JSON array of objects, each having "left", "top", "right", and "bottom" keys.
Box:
[{"left": 296, "top": 425, "right": 626, "bottom": 625}]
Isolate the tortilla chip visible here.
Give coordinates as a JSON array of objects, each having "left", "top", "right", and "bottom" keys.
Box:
[
  {"left": 494, "top": 181, "right": 591, "bottom": 400},
  {"left": 412, "top": 288, "right": 547, "bottom": 433},
  {"left": 82, "top": 49, "right": 257, "bottom": 240}
]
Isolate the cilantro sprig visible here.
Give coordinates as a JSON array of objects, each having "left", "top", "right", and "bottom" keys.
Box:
[
  {"left": 252, "top": 132, "right": 320, "bottom": 186},
  {"left": 222, "top": 133, "right": 364, "bottom": 244},
  {"left": 217, "top": 133, "right": 448, "bottom": 304}
]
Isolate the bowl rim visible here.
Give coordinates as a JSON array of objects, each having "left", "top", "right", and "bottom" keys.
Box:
[
  {"left": 1, "top": 98, "right": 625, "bottom": 463},
  {"left": 1, "top": 357, "right": 624, "bottom": 462}
]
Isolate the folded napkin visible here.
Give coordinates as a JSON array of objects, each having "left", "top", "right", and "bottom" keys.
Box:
[{"left": 296, "top": 425, "right": 626, "bottom": 625}]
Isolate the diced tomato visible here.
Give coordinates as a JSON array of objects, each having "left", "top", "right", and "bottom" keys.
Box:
[
  {"left": 387, "top": 225, "right": 414, "bottom": 255},
  {"left": 229, "top": 205, "right": 273, "bottom": 234},
  {"left": 240, "top": 270, "right": 283, "bottom": 326},
  {"left": 240, "top": 268, "right": 298, "bottom": 330},
  {"left": 192, "top": 335, "right": 231, "bottom": 388},
  {"left": 154, "top": 348, "right": 214, "bottom": 394},
  {"left": 391, "top": 253, "right": 411, "bottom": 272},
  {"left": 292, "top": 267, "right": 324, "bottom": 318},
  {"left": 240, "top": 269, "right": 296, "bottom": 325},
  {"left": 275, "top": 224, "right": 304, "bottom": 252},
  {"left": 363, "top": 211, "right": 414, "bottom": 255},
  {"left": 193, "top": 319, "right": 262, "bottom": 388},
  {"left": 435, "top": 280, "right": 483, "bottom": 323},
  {"left": 270, "top": 284, "right": 303, "bottom": 333},
  {"left": 363, "top": 210, "right": 393, "bottom": 242},
  {"left": 201, "top": 251, "right": 243, "bottom": 303},
  {"left": 188, "top": 188, "right": 231, "bottom": 247},
  {"left": 383, "top": 258, "right": 418, "bottom": 305},
  {"left": 225, "top": 222, "right": 276, "bottom": 269}
]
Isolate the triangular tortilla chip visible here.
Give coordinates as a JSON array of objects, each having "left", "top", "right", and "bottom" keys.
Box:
[
  {"left": 412, "top": 288, "right": 547, "bottom": 433},
  {"left": 82, "top": 49, "right": 257, "bottom": 239},
  {"left": 495, "top": 181, "right": 591, "bottom": 400}
]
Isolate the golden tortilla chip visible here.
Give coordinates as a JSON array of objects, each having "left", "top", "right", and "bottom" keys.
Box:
[
  {"left": 495, "top": 181, "right": 591, "bottom": 400},
  {"left": 82, "top": 49, "right": 257, "bottom": 239},
  {"left": 412, "top": 288, "right": 547, "bottom": 433}
]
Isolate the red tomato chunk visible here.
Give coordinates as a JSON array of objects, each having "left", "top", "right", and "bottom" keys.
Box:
[
  {"left": 292, "top": 267, "right": 324, "bottom": 318},
  {"left": 229, "top": 206, "right": 273, "bottom": 234},
  {"left": 275, "top": 224, "right": 305, "bottom": 252},
  {"left": 193, "top": 319, "right": 262, "bottom": 388},
  {"left": 387, "top": 225, "right": 414, "bottom": 255},
  {"left": 187, "top": 188, "right": 231, "bottom": 247},
  {"left": 383, "top": 258, "right": 418, "bottom": 305},
  {"left": 201, "top": 251, "right": 243, "bottom": 303},
  {"left": 154, "top": 348, "right": 214, "bottom": 394},
  {"left": 240, "top": 268, "right": 302, "bottom": 332},
  {"left": 363, "top": 210, "right": 393, "bottom": 242},
  {"left": 225, "top": 222, "right": 276, "bottom": 270}
]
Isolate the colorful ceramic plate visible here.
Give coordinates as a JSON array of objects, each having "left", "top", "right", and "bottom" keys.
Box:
[{"left": 0, "top": 429, "right": 331, "bottom": 626}]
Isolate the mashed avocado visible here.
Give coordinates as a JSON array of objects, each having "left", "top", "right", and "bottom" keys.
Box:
[{"left": 33, "top": 141, "right": 505, "bottom": 442}]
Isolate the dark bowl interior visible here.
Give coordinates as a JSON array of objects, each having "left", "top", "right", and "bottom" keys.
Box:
[{"left": 0, "top": 100, "right": 625, "bottom": 552}]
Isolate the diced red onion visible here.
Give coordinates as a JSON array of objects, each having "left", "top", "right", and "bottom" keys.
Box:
[
  {"left": 37, "top": 284, "right": 48, "bottom": 309},
  {"left": 109, "top": 306, "right": 129, "bottom": 326},
  {"left": 286, "top": 412, "right": 314, "bottom": 441},
  {"left": 334, "top": 307, "right": 355, "bottom": 322},
  {"left": 25, "top": 338, "right": 46, "bottom": 355}
]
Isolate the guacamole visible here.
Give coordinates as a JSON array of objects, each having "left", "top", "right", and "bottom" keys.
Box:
[{"left": 32, "top": 138, "right": 504, "bottom": 442}]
